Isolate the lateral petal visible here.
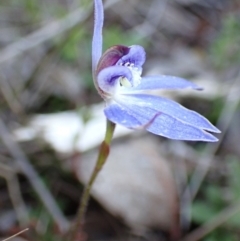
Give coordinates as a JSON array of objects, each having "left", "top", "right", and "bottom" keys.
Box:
[
  {"left": 119, "top": 94, "right": 220, "bottom": 133},
  {"left": 114, "top": 96, "right": 219, "bottom": 141},
  {"left": 146, "top": 112, "right": 218, "bottom": 141},
  {"left": 133, "top": 75, "right": 202, "bottom": 91}
]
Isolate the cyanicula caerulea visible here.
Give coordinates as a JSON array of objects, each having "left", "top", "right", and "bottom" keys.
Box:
[{"left": 92, "top": 0, "right": 220, "bottom": 141}]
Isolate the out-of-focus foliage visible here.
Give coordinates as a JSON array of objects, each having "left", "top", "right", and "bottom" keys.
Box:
[
  {"left": 210, "top": 14, "right": 240, "bottom": 69},
  {"left": 192, "top": 157, "right": 240, "bottom": 240},
  {"left": 192, "top": 185, "right": 224, "bottom": 224},
  {"left": 103, "top": 26, "right": 147, "bottom": 50},
  {"left": 59, "top": 29, "right": 88, "bottom": 62}
]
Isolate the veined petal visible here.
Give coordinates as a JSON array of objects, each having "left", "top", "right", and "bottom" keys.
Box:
[
  {"left": 115, "top": 99, "right": 218, "bottom": 141},
  {"left": 146, "top": 111, "right": 218, "bottom": 141},
  {"left": 133, "top": 75, "right": 202, "bottom": 91},
  {"left": 119, "top": 94, "right": 220, "bottom": 133},
  {"left": 116, "top": 45, "right": 146, "bottom": 68},
  {"left": 97, "top": 66, "right": 133, "bottom": 94},
  {"left": 104, "top": 102, "right": 141, "bottom": 128}
]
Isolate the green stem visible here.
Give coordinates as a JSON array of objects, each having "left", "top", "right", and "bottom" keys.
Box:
[{"left": 68, "top": 119, "right": 116, "bottom": 241}]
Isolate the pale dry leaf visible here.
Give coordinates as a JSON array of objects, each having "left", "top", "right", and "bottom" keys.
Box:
[{"left": 13, "top": 105, "right": 132, "bottom": 153}]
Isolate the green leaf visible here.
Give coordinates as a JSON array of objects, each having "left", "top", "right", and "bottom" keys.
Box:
[{"left": 192, "top": 201, "right": 217, "bottom": 224}]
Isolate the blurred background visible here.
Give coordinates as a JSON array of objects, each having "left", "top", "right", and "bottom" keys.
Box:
[{"left": 0, "top": 0, "right": 240, "bottom": 240}]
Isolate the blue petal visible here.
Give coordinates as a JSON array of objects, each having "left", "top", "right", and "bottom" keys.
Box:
[
  {"left": 104, "top": 102, "right": 141, "bottom": 128},
  {"left": 133, "top": 75, "right": 202, "bottom": 91},
  {"left": 127, "top": 103, "right": 218, "bottom": 141},
  {"left": 92, "top": 0, "right": 104, "bottom": 73},
  {"left": 104, "top": 95, "right": 219, "bottom": 142},
  {"left": 116, "top": 45, "right": 146, "bottom": 68},
  {"left": 145, "top": 111, "right": 218, "bottom": 141},
  {"left": 120, "top": 94, "right": 220, "bottom": 133},
  {"left": 97, "top": 66, "right": 132, "bottom": 93}
]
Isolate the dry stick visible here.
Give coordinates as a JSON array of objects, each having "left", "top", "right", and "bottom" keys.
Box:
[
  {"left": 134, "top": 0, "right": 167, "bottom": 38},
  {"left": 168, "top": 141, "right": 218, "bottom": 230},
  {"left": 0, "top": 163, "right": 29, "bottom": 226},
  {"left": 0, "top": 119, "right": 69, "bottom": 232},
  {"left": 0, "top": 72, "right": 23, "bottom": 114},
  {"left": 2, "top": 228, "right": 29, "bottom": 241},
  {"left": 181, "top": 201, "right": 240, "bottom": 241},
  {"left": 111, "top": 0, "right": 167, "bottom": 40}
]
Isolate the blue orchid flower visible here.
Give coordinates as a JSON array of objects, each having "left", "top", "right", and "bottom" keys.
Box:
[{"left": 92, "top": 0, "right": 220, "bottom": 141}]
